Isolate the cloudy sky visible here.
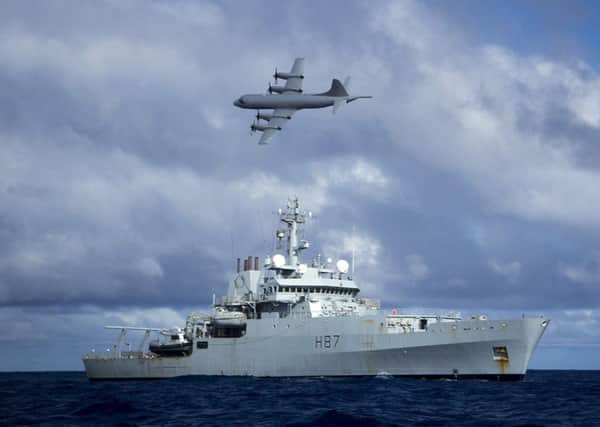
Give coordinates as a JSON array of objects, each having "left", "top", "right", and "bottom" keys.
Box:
[{"left": 2, "top": 0, "right": 600, "bottom": 371}]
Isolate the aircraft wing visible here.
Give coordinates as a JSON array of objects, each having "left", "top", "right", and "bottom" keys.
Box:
[
  {"left": 258, "top": 108, "right": 296, "bottom": 145},
  {"left": 284, "top": 58, "right": 304, "bottom": 92}
]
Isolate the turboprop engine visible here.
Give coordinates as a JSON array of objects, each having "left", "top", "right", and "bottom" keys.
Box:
[
  {"left": 256, "top": 111, "right": 292, "bottom": 121},
  {"left": 256, "top": 112, "right": 273, "bottom": 121},
  {"left": 251, "top": 122, "right": 282, "bottom": 132},
  {"left": 273, "top": 67, "right": 304, "bottom": 82},
  {"left": 268, "top": 83, "right": 302, "bottom": 94}
]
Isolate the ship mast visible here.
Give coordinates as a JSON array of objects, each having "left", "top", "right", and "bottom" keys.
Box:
[{"left": 278, "top": 197, "right": 309, "bottom": 266}]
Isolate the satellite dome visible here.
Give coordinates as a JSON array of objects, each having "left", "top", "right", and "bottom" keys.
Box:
[
  {"left": 336, "top": 259, "right": 349, "bottom": 274},
  {"left": 272, "top": 254, "right": 286, "bottom": 268}
]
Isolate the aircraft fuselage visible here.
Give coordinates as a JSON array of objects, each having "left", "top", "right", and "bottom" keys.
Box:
[{"left": 234, "top": 94, "right": 335, "bottom": 110}]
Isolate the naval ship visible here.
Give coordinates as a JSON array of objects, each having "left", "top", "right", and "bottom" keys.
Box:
[{"left": 83, "top": 197, "right": 549, "bottom": 380}]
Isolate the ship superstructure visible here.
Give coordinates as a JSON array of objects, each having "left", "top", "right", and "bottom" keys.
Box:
[{"left": 83, "top": 197, "right": 549, "bottom": 380}]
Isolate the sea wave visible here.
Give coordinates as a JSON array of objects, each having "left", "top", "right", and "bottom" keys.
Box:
[{"left": 0, "top": 371, "right": 598, "bottom": 426}]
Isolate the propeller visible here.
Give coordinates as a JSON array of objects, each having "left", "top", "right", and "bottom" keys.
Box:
[
  {"left": 256, "top": 110, "right": 261, "bottom": 121},
  {"left": 274, "top": 67, "right": 278, "bottom": 84},
  {"left": 267, "top": 82, "right": 273, "bottom": 94},
  {"left": 250, "top": 120, "right": 256, "bottom": 134}
]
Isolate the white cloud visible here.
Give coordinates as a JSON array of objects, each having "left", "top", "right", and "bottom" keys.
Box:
[
  {"left": 370, "top": 0, "right": 600, "bottom": 231},
  {"left": 0, "top": 27, "right": 203, "bottom": 93},
  {"left": 559, "top": 251, "right": 600, "bottom": 285},
  {"left": 320, "top": 229, "right": 383, "bottom": 296},
  {"left": 108, "top": 307, "right": 186, "bottom": 329},
  {"left": 321, "top": 230, "right": 382, "bottom": 268},
  {"left": 325, "top": 159, "right": 387, "bottom": 188},
  {"left": 135, "top": 257, "right": 164, "bottom": 278},
  {"left": 0, "top": 127, "right": 391, "bottom": 305},
  {"left": 401, "top": 254, "right": 429, "bottom": 282},
  {"left": 151, "top": 1, "right": 225, "bottom": 30},
  {"left": 541, "top": 309, "right": 600, "bottom": 348},
  {"left": 234, "top": 157, "right": 388, "bottom": 213},
  {"left": 489, "top": 258, "right": 522, "bottom": 283},
  {"left": 202, "top": 108, "right": 225, "bottom": 130}
]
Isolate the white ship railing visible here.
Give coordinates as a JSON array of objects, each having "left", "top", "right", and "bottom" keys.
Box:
[{"left": 83, "top": 326, "right": 164, "bottom": 359}]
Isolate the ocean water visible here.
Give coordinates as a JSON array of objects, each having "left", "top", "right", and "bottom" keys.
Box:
[{"left": 1, "top": 370, "right": 598, "bottom": 426}]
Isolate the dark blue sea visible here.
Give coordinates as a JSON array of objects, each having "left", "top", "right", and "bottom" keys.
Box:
[{"left": 1, "top": 370, "right": 598, "bottom": 426}]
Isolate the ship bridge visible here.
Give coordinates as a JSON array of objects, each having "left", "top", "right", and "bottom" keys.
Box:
[
  {"left": 260, "top": 258, "right": 360, "bottom": 302},
  {"left": 222, "top": 197, "right": 378, "bottom": 318}
]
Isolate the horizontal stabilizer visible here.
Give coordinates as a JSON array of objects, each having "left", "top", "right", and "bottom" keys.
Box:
[{"left": 346, "top": 95, "right": 373, "bottom": 103}]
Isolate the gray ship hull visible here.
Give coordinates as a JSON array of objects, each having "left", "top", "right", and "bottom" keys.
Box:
[{"left": 83, "top": 316, "right": 548, "bottom": 381}]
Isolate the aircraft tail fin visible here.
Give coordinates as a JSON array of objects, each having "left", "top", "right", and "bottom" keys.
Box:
[
  {"left": 330, "top": 76, "right": 350, "bottom": 114},
  {"left": 321, "top": 78, "right": 349, "bottom": 97},
  {"left": 324, "top": 75, "right": 372, "bottom": 114}
]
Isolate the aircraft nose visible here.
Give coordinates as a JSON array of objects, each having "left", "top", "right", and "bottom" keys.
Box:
[{"left": 234, "top": 98, "right": 242, "bottom": 107}]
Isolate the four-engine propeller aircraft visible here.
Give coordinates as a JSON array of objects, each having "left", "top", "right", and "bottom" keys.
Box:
[{"left": 234, "top": 58, "right": 372, "bottom": 145}]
